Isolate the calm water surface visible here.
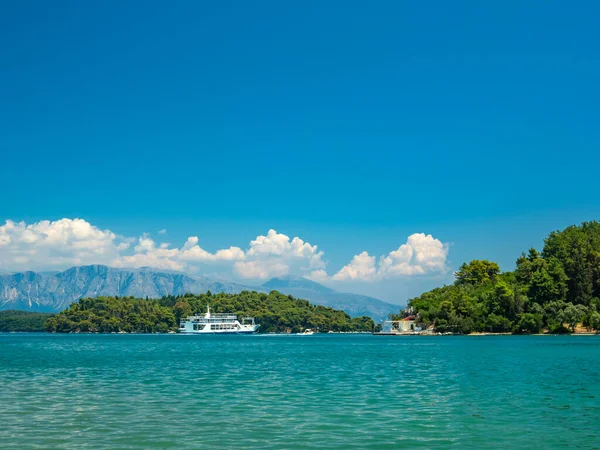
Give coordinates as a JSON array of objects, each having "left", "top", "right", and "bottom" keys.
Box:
[{"left": 1, "top": 334, "right": 599, "bottom": 449}]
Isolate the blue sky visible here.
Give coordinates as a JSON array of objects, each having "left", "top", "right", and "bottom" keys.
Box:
[{"left": 1, "top": 1, "right": 599, "bottom": 303}]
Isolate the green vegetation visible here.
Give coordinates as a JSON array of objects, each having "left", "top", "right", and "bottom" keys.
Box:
[
  {"left": 45, "top": 297, "right": 176, "bottom": 333},
  {"left": 406, "top": 222, "right": 600, "bottom": 334},
  {"left": 0, "top": 310, "right": 55, "bottom": 332},
  {"left": 45, "top": 290, "right": 375, "bottom": 333}
]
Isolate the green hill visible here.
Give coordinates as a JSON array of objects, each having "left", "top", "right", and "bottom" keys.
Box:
[
  {"left": 0, "top": 310, "right": 55, "bottom": 332},
  {"left": 45, "top": 290, "right": 375, "bottom": 333},
  {"left": 405, "top": 221, "right": 600, "bottom": 334}
]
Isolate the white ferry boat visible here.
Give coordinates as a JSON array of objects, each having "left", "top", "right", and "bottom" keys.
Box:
[{"left": 179, "top": 305, "right": 259, "bottom": 335}]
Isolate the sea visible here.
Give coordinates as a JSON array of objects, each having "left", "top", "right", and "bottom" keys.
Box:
[{"left": 1, "top": 333, "right": 599, "bottom": 449}]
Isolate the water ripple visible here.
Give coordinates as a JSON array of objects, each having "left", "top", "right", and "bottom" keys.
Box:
[{"left": 1, "top": 334, "right": 599, "bottom": 449}]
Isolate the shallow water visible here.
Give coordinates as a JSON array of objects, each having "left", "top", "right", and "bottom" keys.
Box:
[{"left": 1, "top": 334, "right": 599, "bottom": 449}]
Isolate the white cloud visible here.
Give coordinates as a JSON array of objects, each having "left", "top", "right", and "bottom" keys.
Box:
[
  {"left": 158, "top": 229, "right": 167, "bottom": 235},
  {"left": 120, "top": 229, "right": 324, "bottom": 279},
  {"left": 246, "top": 230, "right": 325, "bottom": 268},
  {"left": 332, "top": 251, "right": 378, "bottom": 281},
  {"left": 329, "top": 233, "right": 448, "bottom": 281},
  {"left": 134, "top": 234, "right": 156, "bottom": 253},
  {"left": 178, "top": 236, "right": 245, "bottom": 263},
  {"left": 114, "top": 241, "right": 185, "bottom": 271},
  {"left": 306, "top": 269, "right": 329, "bottom": 282},
  {"left": 234, "top": 229, "right": 325, "bottom": 279},
  {"left": 0, "top": 219, "right": 123, "bottom": 271},
  {"left": 234, "top": 260, "right": 289, "bottom": 280},
  {"left": 0, "top": 219, "right": 448, "bottom": 284},
  {"left": 0, "top": 220, "right": 328, "bottom": 280}
]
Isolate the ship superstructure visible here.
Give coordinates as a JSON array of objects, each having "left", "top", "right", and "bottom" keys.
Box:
[{"left": 179, "top": 306, "right": 259, "bottom": 334}]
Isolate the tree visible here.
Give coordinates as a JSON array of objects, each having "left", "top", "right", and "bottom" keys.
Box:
[
  {"left": 173, "top": 300, "right": 192, "bottom": 321},
  {"left": 514, "top": 313, "right": 543, "bottom": 334},
  {"left": 486, "top": 281, "right": 521, "bottom": 319},
  {"left": 543, "top": 222, "right": 600, "bottom": 305},
  {"left": 561, "top": 303, "right": 587, "bottom": 332},
  {"left": 455, "top": 260, "right": 501, "bottom": 285},
  {"left": 589, "top": 311, "right": 600, "bottom": 332},
  {"left": 544, "top": 300, "right": 566, "bottom": 330},
  {"left": 0, "top": 311, "right": 55, "bottom": 332},
  {"left": 515, "top": 248, "right": 544, "bottom": 285},
  {"left": 527, "top": 262, "right": 568, "bottom": 305},
  {"left": 486, "top": 314, "right": 512, "bottom": 333}
]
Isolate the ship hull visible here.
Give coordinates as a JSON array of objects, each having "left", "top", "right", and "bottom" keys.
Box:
[{"left": 179, "top": 330, "right": 258, "bottom": 335}]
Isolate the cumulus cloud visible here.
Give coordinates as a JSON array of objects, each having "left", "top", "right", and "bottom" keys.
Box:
[
  {"left": 0, "top": 219, "right": 448, "bottom": 283},
  {"left": 306, "top": 269, "right": 329, "bottom": 282},
  {"left": 238, "top": 229, "right": 325, "bottom": 279},
  {"left": 178, "top": 236, "right": 245, "bottom": 263},
  {"left": 328, "top": 233, "right": 449, "bottom": 282},
  {"left": 113, "top": 235, "right": 186, "bottom": 271},
  {"left": 0, "top": 219, "right": 326, "bottom": 280},
  {"left": 234, "top": 260, "right": 289, "bottom": 280},
  {"left": 0, "top": 219, "right": 124, "bottom": 271},
  {"left": 332, "top": 252, "right": 377, "bottom": 281}
]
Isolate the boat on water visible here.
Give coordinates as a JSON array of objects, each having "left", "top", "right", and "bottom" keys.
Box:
[
  {"left": 297, "top": 328, "right": 315, "bottom": 335},
  {"left": 179, "top": 306, "right": 259, "bottom": 335}
]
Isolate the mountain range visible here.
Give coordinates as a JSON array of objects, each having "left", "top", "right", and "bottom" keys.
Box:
[{"left": 0, "top": 265, "right": 400, "bottom": 321}]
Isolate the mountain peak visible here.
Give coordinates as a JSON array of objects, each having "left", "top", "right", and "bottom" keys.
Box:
[
  {"left": 261, "top": 276, "right": 334, "bottom": 293},
  {"left": 0, "top": 266, "right": 399, "bottom": 321}
]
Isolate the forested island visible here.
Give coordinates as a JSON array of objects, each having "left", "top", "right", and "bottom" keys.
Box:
[
  {"left": 44, "top": 290, "right": 375, "bottom": 333},
  {"left": 404, "top": 221, "right": 600, "bottom": 334},
  {"left": 0, "top": 310, "right": 55, "bottom": 332}
]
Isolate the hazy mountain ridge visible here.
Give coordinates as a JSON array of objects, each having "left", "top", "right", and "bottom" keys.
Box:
[
  {"left": 0, "top": 265, "right": 254, "bottom": 313},
  {"left": 0, "top": 265, "right": 399, "bottom": 320},
  {"left": 261, "top": 276, "right": 400, "bottom": 321}
]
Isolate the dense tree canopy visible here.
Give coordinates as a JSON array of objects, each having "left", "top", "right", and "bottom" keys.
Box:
[
  {"left": 0, "top": 310, "right": 55, "bottom": 332},
  {"left": 542, "top": 221, "right": 600, "bottom": 304},
  {"left": 407, "top": 222, "right": 600, "bottom": 334},
  {"left": 45, "top": 290, "right": 375, "bottom": 333},
  {"left": 455, "top": 260, "right": 501, "bottom": 285}
]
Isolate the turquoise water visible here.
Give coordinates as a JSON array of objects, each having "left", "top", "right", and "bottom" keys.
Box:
[{"left": 1, "top": 334, "right": 599, "bottom": 449}]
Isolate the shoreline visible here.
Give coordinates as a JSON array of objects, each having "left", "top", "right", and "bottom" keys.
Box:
[
  {"left": 3, "top": 329, "right": 599, "bottom": 336},
  {"left": 373, "top": 331, "right": 599, "bottom": 337}
]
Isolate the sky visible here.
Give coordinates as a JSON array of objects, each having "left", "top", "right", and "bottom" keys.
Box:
[{"left": 1, "top": 1, "right": 599, "bottom": 304}]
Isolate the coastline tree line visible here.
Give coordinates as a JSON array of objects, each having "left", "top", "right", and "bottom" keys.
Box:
[
  {"left": 0, "top": 310, "right": 55, "bottom": 332},
  {"left": 44, "top": 290, "right": 375, "bottom": 333},
  {"left": 406, "top": 221, "right": 600, "bottom": 334}
]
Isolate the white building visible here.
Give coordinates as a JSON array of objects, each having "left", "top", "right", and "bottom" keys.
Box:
[{"left": 381, "top": 315, "right": 419, "bottom": 334}]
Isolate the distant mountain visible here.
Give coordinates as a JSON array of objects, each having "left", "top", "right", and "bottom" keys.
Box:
[
  {"left": 0, "top": 265, "right": 400, "bottom": 321},
  {"left": 0, "top": 265, "right": 254, "bottom": 313},
  {"left": 261, "top": 276, "right": 400, "bottom": 321}
]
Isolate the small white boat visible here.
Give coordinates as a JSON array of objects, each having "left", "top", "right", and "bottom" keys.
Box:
[{"left": 297, "top": 328, "right": 314, "bottom": 335}]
